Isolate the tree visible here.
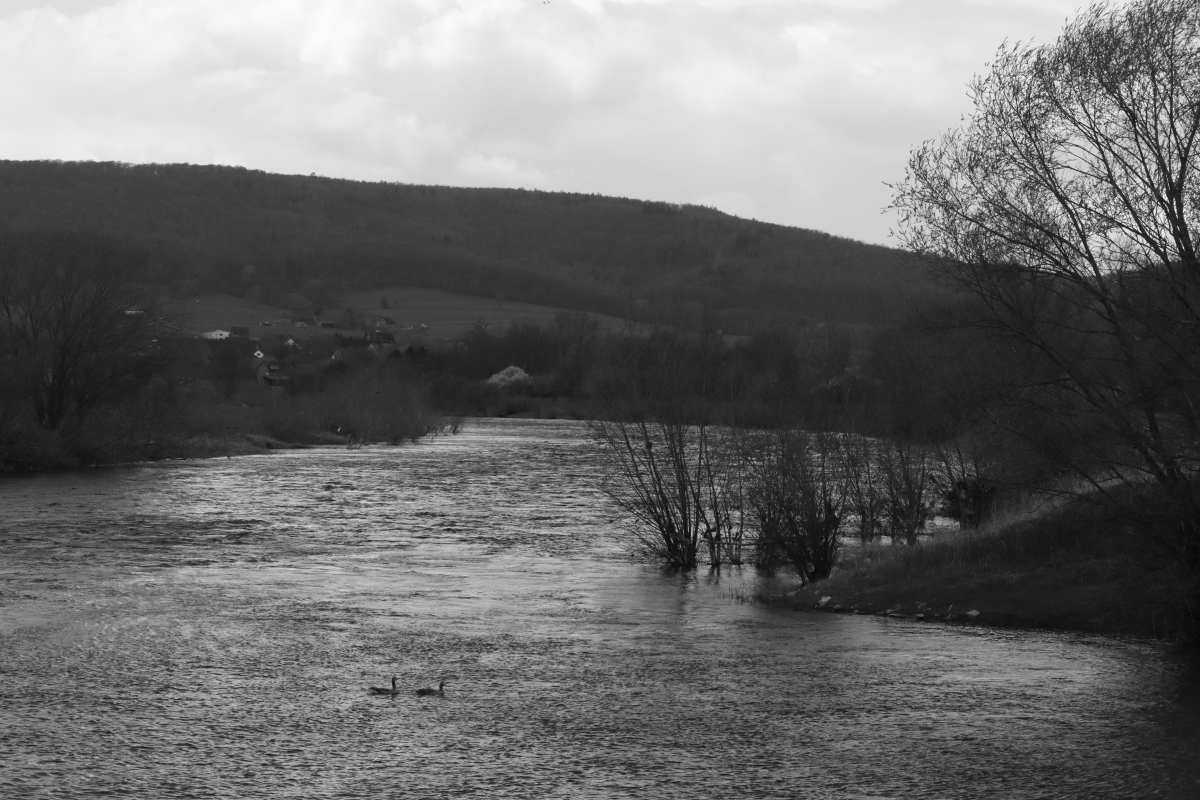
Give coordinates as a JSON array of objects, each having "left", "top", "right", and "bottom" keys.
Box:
[
  {"left": 590, "top": 320, "right": 739, "bottom": 569},
  {"left": 891, "top": 0, "right": 1200, "bottom": 625},
  {"left": 837, "top": 434, "right": 887, "bottom": 542},
  {"left": 0, "top": 230, "right": 170, "bottom": 430},
  {"left": 592, "top": 419, "right": 740, "bottom": 569},
  {"left": 880, "top": 440, "right": 934, "bottom": 545},
  {"left": 745, "top": 431, "right": 843, "bottom": 581}
]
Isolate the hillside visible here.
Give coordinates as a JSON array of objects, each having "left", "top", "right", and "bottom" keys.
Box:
[{"left": 0, "top": 160, "right": 925, "bottom": 331}]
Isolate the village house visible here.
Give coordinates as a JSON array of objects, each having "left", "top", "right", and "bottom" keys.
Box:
[
  {"left": 256, "top": 360, "right": 290, "bottom": 388},
  {"left": 262, "top": 332, "right": 300, "bottom": 349}
]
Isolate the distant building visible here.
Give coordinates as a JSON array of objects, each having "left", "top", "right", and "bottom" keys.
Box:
[
  {"left": 263, "top": 333, "right": 299, "bottom": 349},
  {"left": 256, "top": 361, "right": 290, "bottom": 387},
  {"left": 370, "top": 316, "right": 397, "bottom": 327},
  {"left": 202, "top": 330, "right": 230, "bottom": 340},
  {"left": 366, "top": 329, "right": 396, "bottom": 344}
]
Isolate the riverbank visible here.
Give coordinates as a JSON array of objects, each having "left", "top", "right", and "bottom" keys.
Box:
[
  {"left": 169, "top": 430, "right": 345, "bottom": 458},
  {"left": 0, "top": 432, "right": 344, "bottom": 472},
  {"left": 762, "top": 499, "right": 1194, "bottom": 642},
  {"left": 0, "top": 385, "right": 444, "bottom": 470}
]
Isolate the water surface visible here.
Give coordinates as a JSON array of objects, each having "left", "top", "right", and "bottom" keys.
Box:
[{"left": 2, "top": 418, "right": 1198, "bottom": 798}]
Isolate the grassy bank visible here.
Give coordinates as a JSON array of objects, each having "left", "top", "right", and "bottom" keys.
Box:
[
  {"left": 167, "top": 431, "right": 345, "bottom": 460},
  {"left": 763, "top": 499, "right": 1194, "bottom": 641},
  {"left": 0, "top": 380, "right": 442, "bottom": 471}
]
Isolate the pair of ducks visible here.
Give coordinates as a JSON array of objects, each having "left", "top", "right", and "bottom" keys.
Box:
[{"left": 369, "top": 677, "right": 445, "bottom": 697}]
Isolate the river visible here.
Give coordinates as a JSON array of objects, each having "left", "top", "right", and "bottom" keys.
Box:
[{"left": 1, "top": 418, "right": 1198, "bottom": 799}]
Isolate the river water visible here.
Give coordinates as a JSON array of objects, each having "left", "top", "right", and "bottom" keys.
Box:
[{"left": 1, "top": 418, "right": 1198, "bottom": 799}]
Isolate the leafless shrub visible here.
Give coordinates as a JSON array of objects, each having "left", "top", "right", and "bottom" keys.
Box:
[
  {"left": 935, "top": 436, "right": 1001, "bottom": 529},
  {"left": 881, "top": 440, "right": 935, "bottom": 545},
  {"left": 836, "top": 434, "right": 887, "bottom": 543},
  {"left": 592, "top": 420, "right": 744, "bottom": 569},
  {"left": 746, "top": 431, "right": 844, "bottom": 581}
]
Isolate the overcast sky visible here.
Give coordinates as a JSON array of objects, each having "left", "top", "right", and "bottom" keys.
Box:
[{"left": 0, "top": 0, "right": 1094, "bottom": 244}]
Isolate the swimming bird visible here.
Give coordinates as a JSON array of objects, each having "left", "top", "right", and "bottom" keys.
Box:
[
  {"left": 415, "top": 680, "right": 445, "bottom": 696},
  {"left": 368, "top": 676, "right": 400, "bottom": 695}
]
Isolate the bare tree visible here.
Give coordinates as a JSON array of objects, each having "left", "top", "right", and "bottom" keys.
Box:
[
  {"left": 892, "top": 0, "right": 1200, "bottom": 619},
  {"left": 837, "top": 434, "right": 887, "bottom": 542},
  {"left": 0, "top": 231, "right": 170, "bottom": 430},
  {"left": 881, "top": 440, "right": 934, "bottom": 545},
  {"left": 935, "top": 435, "right": 999, "bottom": 529},
  {"left": 707, "top": 436, "right": 749, "bottom": 565},
  {"left": 590, "top": 312, "right": 742, "bottom": 569},
  {"left": 593, "top": 419, "right": 740, "bottom": 568},
  {"left": 746, "top": 431, "right": 844, "bottom": 581}
]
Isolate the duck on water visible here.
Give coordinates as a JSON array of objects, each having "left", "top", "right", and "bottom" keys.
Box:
[
  {"left": 367, "top": 677, "right": 446, "bottom": 696},
  {"left": 368, "top": 677, "right": 400, "bottom": 696}
]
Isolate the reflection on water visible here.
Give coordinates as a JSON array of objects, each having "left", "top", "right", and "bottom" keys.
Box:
[{"left": 1, "top": 418, "right": 1198, "bottom": 799}]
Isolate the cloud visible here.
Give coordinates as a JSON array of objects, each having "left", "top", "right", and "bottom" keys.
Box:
[{"left": 0, "top": 0, "right": 1091, "bottom": 243}]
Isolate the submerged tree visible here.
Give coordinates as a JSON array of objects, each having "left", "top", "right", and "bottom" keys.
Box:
[
  {"left": 593, "top": 419, "right": 742, "bottom": 569},
  {"left": 591, "top": 319, "right": 742, "bottom": 569},
  {"left": 837, "top": 434, "right": 887, "bottom": 543},
  {"left": 746, "top": 431, "right": 844, "bottom": 581},
  {"left": 892, "top": 0, "right": 1200, "bottom": 628}
]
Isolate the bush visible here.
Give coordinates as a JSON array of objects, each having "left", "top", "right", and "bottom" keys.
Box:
[
  {"left": 837, "top": 435, "right": 887, "bottom": 542},
  {"left": 746, "top": 431, "right": 843, "bottom": 581},
  {"left": 487, "top": 365, "right": 531, "bottom": 389},
  {"left": 593, "top": 420, "right": 743, "bottom": 568},
  {"left": 881, "top": 440, "right": 935, "bottom": 544}
]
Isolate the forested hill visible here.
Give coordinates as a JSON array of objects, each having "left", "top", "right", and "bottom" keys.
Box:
[{"left": 0, "top": 160, "right": 924, "bottom": 330}]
